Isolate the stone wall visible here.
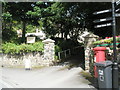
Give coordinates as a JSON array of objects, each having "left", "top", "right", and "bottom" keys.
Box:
[
  {"left": 1, "top": 39, "right": 55, "bottom": 68},
  {"left": 84, "top": 33, "right": 99, "bottom": 72},
  {"left": 42, "top": 39, "right": 55, "bottom": 66},
  {"left": 2, "top": 52, "right": 44, "bottom": 68}
]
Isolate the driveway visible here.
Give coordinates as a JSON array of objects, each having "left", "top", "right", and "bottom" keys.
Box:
[{"left": 2, "top": 66, "right": 96, "bottom": 89}]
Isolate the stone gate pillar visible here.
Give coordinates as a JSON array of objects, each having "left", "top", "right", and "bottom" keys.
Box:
[
  {"left": 84, "top": 34, "right": 99, "bottom": 72},
  {"left": 42, "top": 39, "right": 55, "bottom": 66}
]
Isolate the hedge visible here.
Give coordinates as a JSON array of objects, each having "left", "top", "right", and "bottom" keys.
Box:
[
  {"left": 2, "top": 41, "right": 44, "bottom": 55},
  {"left": 2, "top": 41, "right": 62, "bottom": 55}
]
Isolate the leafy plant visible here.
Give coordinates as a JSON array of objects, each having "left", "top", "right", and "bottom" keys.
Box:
[
  {"left": 2, "top": 43, "right": 18, "bottom": 54},
  {"left": 32, "top": 41, "right": 44, "bottom": 52},
  {"left": 93, "top": 37, "right": 114, "bottom": 45},
  {"left": 116, "top": 37, "right": 120, "bottom": 42},
  {"left": 2, "top": 12, "right": 12, "bottom": 21},
  {"left": 55, "top": 45, "right": 62, "bottom": 53},
  {"left": 26, "top": 24, "right": 36, "bottom": 33},
  {"left": 104, "top": 39, "right": 113, "bottom": 43},
  {"left": 93, "top": 41, "right": 101, "bottom": 45},
  {"left": 2, "top": 41, "right": 44, "bottom": 55}
]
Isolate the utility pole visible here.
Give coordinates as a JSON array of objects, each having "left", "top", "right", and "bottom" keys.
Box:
[{"left": 112, "top": 0, "right": 119, "bottom": 89}]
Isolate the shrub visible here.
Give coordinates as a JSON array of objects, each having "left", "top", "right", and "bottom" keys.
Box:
[
  {"left": 2, "top": 43, "right": 18, "bottom": 54},
  {"left": 116, "top": 37, "right": 120, "bottom": 42},
  {"left": 93, "top": 41, "right": 101, "bottom": 45},
  {"left": 55, "top": 45, "right": 62, "bottom": 53},
  {"left": 104, "top": 39, "right": 113, "bottom": 43},
  {"left": 2, "top": 41, "right": 44, "bottom": 55},
  {"left": 32, "top": 41, "right": 44, "bottom": 51}
]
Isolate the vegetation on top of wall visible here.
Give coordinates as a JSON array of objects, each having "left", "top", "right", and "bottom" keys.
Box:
[
  {"left": 93, "top": 36, "right": 120, "bottom": 45},
  {"left": 2, "top": 41, "right": 62, "bottom": 55},
  {"left": 2, "top": 41, "right": 44, "bottom": 55}
]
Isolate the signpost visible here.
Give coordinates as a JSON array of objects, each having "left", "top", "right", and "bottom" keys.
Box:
[
  {"left": 116, "top": 0, "right": 120, "bottom": 5},
  {"left": 94, "top": 23, "right": 112, "bottom": 28},
  {"left": 93, "top": 0, "right": 120, "bottom": 89},
  {"left": 93, "top": 9, "right": 112, "bottom": 15},
  {"left": 115, "top": 13, "right": 120, "bottom": 17},
  {"left": 112, "top": 0, "right": 119, "bottom": 89},
  {"left": 93, "top": 17, "right": 112, "bottom": 23},
  {"left": 116, "top": 8, "right": 120, "bottom": 12}
]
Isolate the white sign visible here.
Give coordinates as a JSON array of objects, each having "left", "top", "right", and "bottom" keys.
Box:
[
  {"left": 115, "top": 13, "right": 120, "bottom": 17},
  {"left": 27, "top": 37, "right": 35, "bottom": 43},
  {"left": 95, "top": 23, "right": 112, "bottom": 28},
  {"left": 99, "top": 70, "right": 104, "bottom": 75},
  {"left": 93, "top": 9, "right": 112, "bottom": 15},
  {"left": 116, "top": 0, "right": 120, "bottom": 5}
]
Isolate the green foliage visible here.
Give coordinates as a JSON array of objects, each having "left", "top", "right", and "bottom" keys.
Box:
[
  {"left": 26, "top": 8, "right": 41, "bottom": 18},
  {"left": 12, "top": 21, "right": 22, "bottom": 30},
  {"left": 93, "top": 37, "right": 120, "bottom": 45},
  {"left": 93, "top": 41, "right": 101, "bottom": 45},
  {"left": 36, "top": 1, "right": 43, "bottom": 5},
  {"left": 116, "top": 37, "right": 120, "bottom": 42},
  {"left": 104, "top": 38, "right": 113, "bottom": 43},
  {"left": 2, "top": 2, "right": 114, "bottom": 44},
  {"left": 32, "top": 42, "right": 44, "bottom": 51},
  {"left": 26, "top": 24, "right": 36, "bottom": 33},
  {"left": 54, "top": 55, "right": 59, "bottom": 60},
  {"left": 2, "top": 43, "right": 18, "bottom": 54},
  {"left": 2, "top": 12, "right": 12, "bottom": 21},
  {"left": 2, "top": 41, "right": 44, "bottom": 55},
  {"left": 55, "top": 45, "right": 62, "bottom": 53}
]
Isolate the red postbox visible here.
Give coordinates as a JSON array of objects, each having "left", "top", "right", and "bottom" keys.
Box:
[{"left": 93, "top": 47, "right": 106, "bottom": 78}]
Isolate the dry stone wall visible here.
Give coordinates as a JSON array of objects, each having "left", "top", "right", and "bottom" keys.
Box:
[
  {"left": 2, "top": 52, "right": 44, "bottom": 68},
  {"left": 1, "top": 39, "right": 55, "bottom": 68}
]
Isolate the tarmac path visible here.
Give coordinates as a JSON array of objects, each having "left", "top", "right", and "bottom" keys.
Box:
[{"left": 2, "top": 66, "right": 96, "bottom": 89}]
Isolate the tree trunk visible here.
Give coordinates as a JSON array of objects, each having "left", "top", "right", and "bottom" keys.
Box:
[
  {"left": 64, "top": 33, "right": 67, "bottom": 40},
  {"left": 9, "top": 21, "right": 12, "bottom": 30},
  {"left": 21, "top": 21, "right": 26, "bottom": 43},
  {"left": 61, "top": 32, "right": 64, "bottom": 38},
  {"left": 3, "top": 21, "right": 6, "bottom": 30}
]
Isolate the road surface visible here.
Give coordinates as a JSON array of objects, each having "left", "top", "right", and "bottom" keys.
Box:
[{"left": 2, "top": 66, "right": 96, "bottom": 89}]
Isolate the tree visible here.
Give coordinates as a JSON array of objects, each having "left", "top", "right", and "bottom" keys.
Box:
[
  {"left": 2, "top": 2, "right": 34, "bottom": 43},
  {"left": 2, "top": 2, "right": 112, "bottom": 43},
  {"left": 38, "top": 2, "right": 112, "bottom": 39}
]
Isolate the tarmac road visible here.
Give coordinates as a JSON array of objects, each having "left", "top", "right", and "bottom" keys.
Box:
[
  {"left": 0, "top": 79, "right": 14, "bottom": 88},
  {"left": 2, "top": 66, "right": 96, "bottom": 89}
]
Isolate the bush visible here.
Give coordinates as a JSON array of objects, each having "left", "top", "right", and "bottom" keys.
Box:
[
  {"left": 55, "top": 45, "right": 62, "bottom": 53},
  {"left": 32, "top": 41, "right": 44, "bottom": 51},
  {"left": 116, "top": 37, "right": 120, "bottom": 42},
  {"left": 93, "top": 41, "right": 101, "bottom": 45},
  {"left": 93, "top": 37, "right": 120, "bottom": 45},
  {"left": 2, "top": 43, "right": 18, "bottom": 54},
  {"left": 2, "top": 41, "right": 44, "bottom": 55}
]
